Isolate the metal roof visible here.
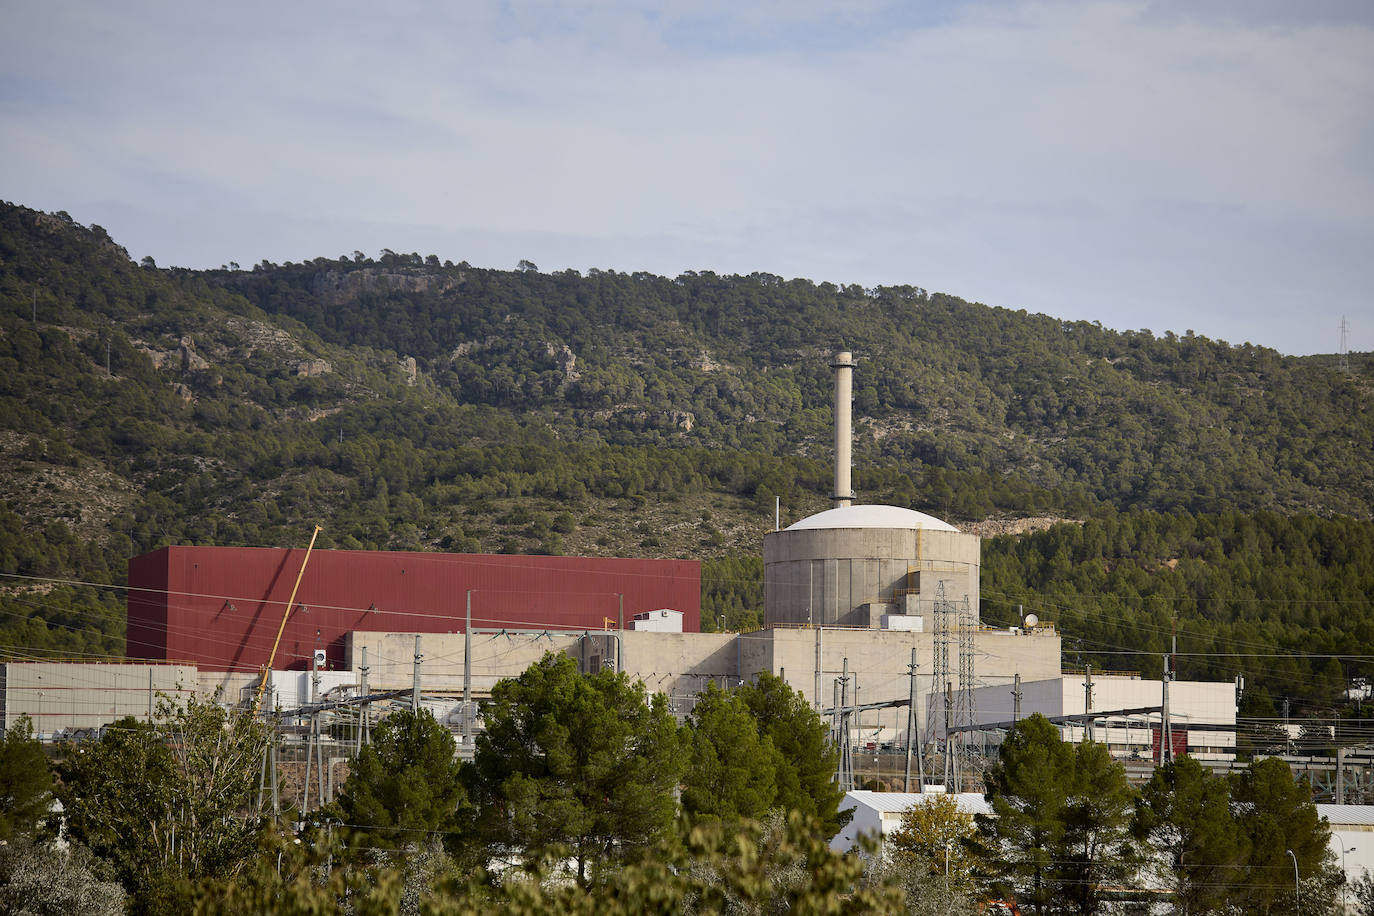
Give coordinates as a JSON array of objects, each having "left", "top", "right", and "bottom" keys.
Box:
[
  {"left": 842, "top": 790, "right": 992, "bottom": 816},
  {"left": 1317, "top": 804, "right": 1374, "bottom": 827},
  {"left": 785, "top": 505, "right": 959, "bottom": 533}
]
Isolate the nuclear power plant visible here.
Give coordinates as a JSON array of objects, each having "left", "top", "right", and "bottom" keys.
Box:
[{"left": 1, "top": 348, "right": 1242, "bottom": 795}]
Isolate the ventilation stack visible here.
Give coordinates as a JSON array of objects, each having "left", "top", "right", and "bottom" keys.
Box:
[{"left": 831, "top": 350, "right": 855, "bottom": 507}]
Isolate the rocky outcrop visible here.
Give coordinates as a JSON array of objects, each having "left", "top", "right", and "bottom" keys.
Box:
[
  {"left": 179, "top": 335, "right": 210, "bottom": 371},
  {"left": 295, "top": 359, "right": 331, "bottom": 378},
  {"left": 545, "top": 343, "right": 580, "bottom": 388},
  {"left": 963, "top": 517, "right": 1077, "bottom": 538},
  {"left": 308, "top": 269, "right": 462, "bottom": 305}
]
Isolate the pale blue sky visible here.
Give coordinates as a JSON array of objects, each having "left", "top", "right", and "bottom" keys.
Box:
[{"left": 3, "top": 0, "right": 1371, "bottom": 355}]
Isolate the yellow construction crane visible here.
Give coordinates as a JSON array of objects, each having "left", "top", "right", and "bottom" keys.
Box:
[{"left": 253, "top": 525, "right": 323, "bottom": 714}]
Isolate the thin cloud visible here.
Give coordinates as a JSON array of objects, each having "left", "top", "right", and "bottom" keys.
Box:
[{"left": 0, "top": 0, "right": 1369, "bottom": 354}]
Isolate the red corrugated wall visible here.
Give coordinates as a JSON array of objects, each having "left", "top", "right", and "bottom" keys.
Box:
[{"left": 126, "top": 547, "right": 701, "bottom": 671}]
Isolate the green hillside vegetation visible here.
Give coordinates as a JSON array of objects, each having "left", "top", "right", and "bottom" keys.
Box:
[
  {"left": 982, "top": 511, "right": 1374, "bottom": 708},
  {"left": 0, "top": 201, "right": 1370, "bottom": 708}
]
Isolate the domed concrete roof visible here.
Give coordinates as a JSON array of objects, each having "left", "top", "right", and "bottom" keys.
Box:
[{"left": 784, "top": 504, "right": 959, "bottom": 533}]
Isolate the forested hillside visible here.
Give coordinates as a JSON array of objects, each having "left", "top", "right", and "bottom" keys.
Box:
[
  {"left": 0, "top": 201, "right": 1370, "bottom": 705},
  {"left": 982, "top": 511, "right": 1374, "bottom": 707},
  {"left": 222, "top": 249, "right": 1373, "bottom": 517}
]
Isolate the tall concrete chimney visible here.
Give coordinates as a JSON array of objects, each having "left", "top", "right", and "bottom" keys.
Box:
[{"left": 831, "top": 350, "right": 855, "bottom": 507}]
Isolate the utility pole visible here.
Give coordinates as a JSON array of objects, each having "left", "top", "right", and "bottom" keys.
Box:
[
  {"left": 1340, "top": 316, "right": 1350, "bottom": 373},
  {"left": 837, "top": 658, "right": 853, "bottom": 792},
  {"left": 463, "top": 591, "right": 473, "bottom": 746},
  {"left": 412, "top": 635, "right": 422, "bottom": 711},
  {"left": 944, "top": 683, "right": 955, "bottom": 789},
  {"left": 832, "top": 677, "right": 841, "bottom": 746},
  {"left": 357, "top": 647, "right": 369, "bottom": 754},
  {"left": 1085, "top": 664, "right": 1094, "bottom": 743},
  {"left": 303, "top": 653, "right": 319, "bottom": 813},
  {"left": 904, "top": 649, "right": 922, "bottom": 792},
  {"left": 313, "top": 651, "right": 325, "bottom": 806},
  {"left": 1338, "top": 747, "right": 1347, "bottom": 805},
  {"left": 814, "top": 626, "right": 823, "bottom": 710},
  {"left": 269, "top": 711, "right": 279, "bottom": 814},
  {"left": 1012, "top": 673, "right": 1022, "bottom": 723},
  {"left": 1161, "top": 653, "right": 1173, "bottom": 765}
]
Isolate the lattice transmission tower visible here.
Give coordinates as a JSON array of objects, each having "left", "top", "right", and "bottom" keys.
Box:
[
  {"left": 952, "top": 594, "right": 979, "bottom": 790},
  {"left": 1340, "top": 316, "right": 1351, "bottom": 373}
]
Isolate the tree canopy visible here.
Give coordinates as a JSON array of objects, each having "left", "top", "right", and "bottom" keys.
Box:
[
  {"left": 335, "top": 707, "right": 468, "bottom": 851},
  {"left": 55, "top": 696, "right": 266, "bottom": 915},
  {"left": 681, "top": 683, "right": 780, "bottom": 822},
  {"left": 1136, "top": 754, "right": 1248, "bottom": 915},
  {"left": 0, "top": 201, "right": 1371, "bottom": 676},
  {"left": 464, "top": 652, "right": 686, "bottom": 884},
  {"left": 979, "top": 714, "right": 1139, "bottom": 916},
  {"left": 736, "top": 672, "right": 850, "bottom": 836},
  {"left": 0, "top": 716, "right": 53, "bottom": 842}
]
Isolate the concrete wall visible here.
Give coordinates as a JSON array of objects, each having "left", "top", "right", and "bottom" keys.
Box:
[
  {"left": 2, "top": 662, "right": 200, "bottom": 737},
  {"left": 343, "top": 629, "right": 740, "bottom": 719},
  {"left": 621, "top": 630, "right": 738, "bottom": 716},
  {"left": 741, "top": 626, "right": 1062, "bottom": 744},
  {"left": 3, "top": 625, "right": 1061, "bottom": 737},
  {"left": 763, "top": 527, "right": 979, "bottom": 628},
  {"left": 344, "top": 630, "right": 583, "bottom": 695}
]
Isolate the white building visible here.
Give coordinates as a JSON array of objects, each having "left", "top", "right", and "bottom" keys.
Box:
[
  {"left": 1319, "top": 804, "right": 1374, "bottom": 905},
  {"left": 628, "top": 609, "right": 684, "bottom": 632},
  {"left": 928, "top": 674, "right": 1237, "bottom": 762},
  {"left": 830, "top": 789, "right": 991, "bottom": 854}
]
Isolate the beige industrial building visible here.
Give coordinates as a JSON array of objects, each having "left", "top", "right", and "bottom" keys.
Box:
[
  {"left": 3, "top": 622, "right": 1063, "bottom": 748},
  {"left": 0, "top": 662, "right": 200, "bottom": 737},
  {"left": 335, "top": 623, "right": 1062, "bottom": 728}
]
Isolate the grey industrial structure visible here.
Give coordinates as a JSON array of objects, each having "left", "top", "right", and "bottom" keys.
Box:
[
  {"left": 1, "top": 348, "right": 1245, "bottom": 797},
  {"left": 763, "top": 504, "right": 980, "bottom": 629}
]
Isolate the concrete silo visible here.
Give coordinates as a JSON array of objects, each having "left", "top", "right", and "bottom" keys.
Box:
[
  {"left": 763, "top": 350, "right": 980, "bottom": 629},
  {"left": 763, "top": 505, "right": 979, "bottom": 628}
]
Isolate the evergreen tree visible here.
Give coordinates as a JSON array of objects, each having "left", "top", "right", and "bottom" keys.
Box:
[
  {"left": 681, "top": 683, "right": 780, "bottom": 822},
  {"left": 465, "top": 652, "right": 686, "bottom": 885},
  {"left": 1059, "top": 741, "right": 1139, "bottom": 915},
  {"left": 1136, "top": 755, "right": 1248, "bottom": 915},
  {"left": 0, "top": 715, "right": 53, "bottom": 841},
  {"left": 335, "top": 707, "right": 468, "bottom": 851},
  {"left": 1229, "top": 756, "right": 1340, "bottom": 915},
  {"left": 979, "top": 715, "right": 1073, "bottom": 915},
  {"left": 736, "top": 672, "right": 850, "bottom": 835},
  {"left": 979, "top": 715, "right": 1138, "bottom": 916}
]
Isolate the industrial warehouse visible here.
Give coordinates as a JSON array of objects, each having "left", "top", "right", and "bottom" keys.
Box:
[{"left": 2, "top": 352, "right": 1240, "bottom": 796}]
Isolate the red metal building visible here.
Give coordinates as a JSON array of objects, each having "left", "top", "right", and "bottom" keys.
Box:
[{"left": 127, "top": 546, "right": 701, "bottom": 672}]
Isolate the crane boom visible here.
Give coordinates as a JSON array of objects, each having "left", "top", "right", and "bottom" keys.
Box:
[{"left": 253, "top": 525, "right": 323, "bottom": 713}]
